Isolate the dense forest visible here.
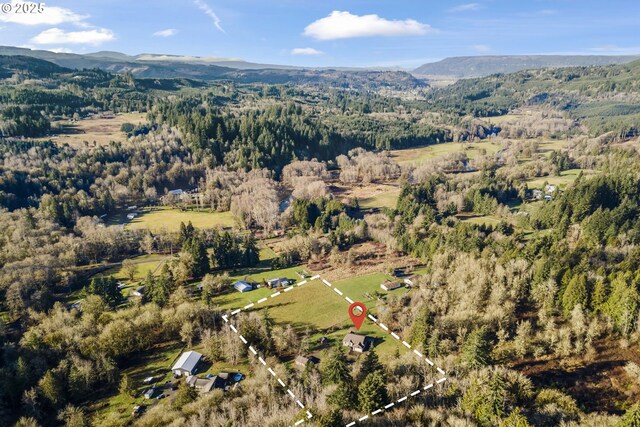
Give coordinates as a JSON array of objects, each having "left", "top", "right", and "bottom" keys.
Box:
[{"left": 0, "top": 53, "right": 640, "bottom": 427}]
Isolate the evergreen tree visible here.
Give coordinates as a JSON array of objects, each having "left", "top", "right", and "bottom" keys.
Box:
[
  {"left": 118, "top": 374, "right": 134, "bottom": 397},
  {"left": 499, "top": 408, "right": 531, "bottom": 427},
  {"left": 242, "top": 233, "right": 260, "bottom": 267},
  {"left": 358, "top": 349, "right": 383, "bottom": 382},
  {"left": 39, "top": 370, "right": 66, "bottom": 408},
  {"left": 409, "top": 305, "right": 432, "bottom": 350},
  {"left": 186, "top": 236, "right": 210, "bottom": 278},
  {"left": 590, "top": 279, "right": 608, "bottom": 312},
  {"left": 617, "top": 403, "right": 640, "bottom": 427},
  {"left": 87, "top": 276, "right": 122, "bottom": 308},
  {"left": 358, "top": 371, "right": 388, "bottom": 414},
  {"left": 561, "top": 274, "right": 588, "bottom": 317},
  {"left": 179, "top": 221, "right": 195, "bottom": 243},
  {"left": 327, "top": 381, "right": 358, "bottom": 410},
  {"left": 323, "top": 346, "right": 351, "bottom": 385},
  {"left": 462, "top": 326, "right": 493, "bottom": 368},
  {"left": 318, "top": 409, "right": 344, "bottom": 427},
  {"left": 604, "top": 273, "right": 640, "bottom": 335}
]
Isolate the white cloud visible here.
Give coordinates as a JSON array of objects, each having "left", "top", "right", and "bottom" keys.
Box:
[
  {"left": 193, "top": 0, "right": 224, "bottom": 33},
  {"left": 471, "top": 44, "right": 491, "bottom": 52},
  {"left": 153, "top": 28, "right": 178, "bottom": 37},
  {"left": 31, "top": 28, "right": 115, "bottom": 45},
  {"left": 47, "top": 47, "right": 74, "bottom": 53},
  {"left": 304, "top": 11, "right": 431, "bottom": 40},
  {"left": 291, "top": 47, "right": 323, "bottom": 56},
  {"left": 0, "top": 1, "right": 87, "bottom": 25},
  {"left": 448, "top": 3, "right": 482, "bottom": 13}
]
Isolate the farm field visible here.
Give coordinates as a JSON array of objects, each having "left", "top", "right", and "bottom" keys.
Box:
[
  {"left": 50, "top": 112, "right": 147, "bottom": 148},
  {"left": 390, "top": 141, "right": 502, "bottom": 166},
  {"left": 126, "top": 207, "right": 237, "bottom": 232},
  {"left": 527, "top": 168, "right": 596, "bottom": 188},
  {"left": 358, "top": 188, "right": 400, "bottom": 210},
  {"left": 333, "top": 183, "right": 400, "bottom": 210},
  {"left": 234, "top": 272, "right": 411, "bottom": 360}
]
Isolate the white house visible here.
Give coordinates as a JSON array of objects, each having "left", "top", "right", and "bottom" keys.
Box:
[{"left": 172, "top": 350, "right": 202, "bottom": 377}]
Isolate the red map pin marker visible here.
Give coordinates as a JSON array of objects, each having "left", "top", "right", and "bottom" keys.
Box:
[{"left": 348, "top": 302, "right": 367, "bottom": 331}]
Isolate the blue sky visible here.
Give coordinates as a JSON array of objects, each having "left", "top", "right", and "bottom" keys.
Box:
[{"left": 0, "top": 0, "right": 639, "bottom": 68}]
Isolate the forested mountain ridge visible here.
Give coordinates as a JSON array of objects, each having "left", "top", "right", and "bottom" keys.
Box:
[
  {"left": 425, "top": 59, "right": 640, "bottom": 137},
  {"left": 413, "top": 54, "right": 640, "bottom": 78},
  {"left": 0, "top": 46, "right": 425, "bottom": 90}
]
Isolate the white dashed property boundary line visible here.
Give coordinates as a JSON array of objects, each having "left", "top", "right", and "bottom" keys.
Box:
[
  {"left": 225, "top": 273, "right": 447, "bottom": 426},
  {"left": 222, "top": 314, "right": 313, "bottom": 427}
]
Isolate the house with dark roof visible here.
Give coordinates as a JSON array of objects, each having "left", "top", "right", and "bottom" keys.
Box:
[
  {"left": 186, "top": 372, "right": 232, "bottom": 393},
  {"left": 343, "top": 332, "right": 373, "bottom": 353}
]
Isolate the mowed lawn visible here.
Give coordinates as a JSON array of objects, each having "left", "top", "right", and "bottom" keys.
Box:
[{"left": 127, "top": 207, "right": 237, "bottom": 232}]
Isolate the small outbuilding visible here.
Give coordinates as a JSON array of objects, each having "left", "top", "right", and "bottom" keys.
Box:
[
  {"left": 267, "top": 278, "right": 291, "bottom": 288},
  {"left": 143, "top": 387, "right": 156, "bottom": 399},
  {"left": 172, "top": 350, "right": 202, "bottom": 377},
  {"left": 132, "top": 286, "right": 145, "bottom": 297},
  {"left": 380, "top": 280, "right": 403, "bottom": 291},
  {"left": 233, "top": 281, "right": 254, "bottom": 293},
  {"left": 294, "top": 355, "right": 319, "bottom": 368}
]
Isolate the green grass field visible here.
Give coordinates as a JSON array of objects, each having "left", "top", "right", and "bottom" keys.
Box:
[
  {"left": 126, "top": 207, "right": 237, "bottom": 232},
  {"left": 224, "top": 272, "right": 411, "bottom": 361},
  {"left": 97, "top": 254, "right": 169, "bottom": 297},
  {"left": 527, "top": 168, "right": 596, "bottom": 188},
  {"left": 359, "top": 189, "right": 400, "bottom": 210},
  {"left": 212, "top": 265, "right": 310, "bottom": 310},
  {"left": 457, "top": 213, "right": 503, "bottom": 227},
  {"left": 390, "top": 141, "right": 501, "bottom": 166}
]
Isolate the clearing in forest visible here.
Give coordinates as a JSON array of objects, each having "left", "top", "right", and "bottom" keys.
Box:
[{"left": 125, "top": 207, "right": 237, "bottom": 232}]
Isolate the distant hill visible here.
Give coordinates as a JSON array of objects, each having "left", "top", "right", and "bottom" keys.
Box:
[
  {"left": 424, "top": 59, "right": 640, "bottom": 137},
  {"left": 413, "top": 55, "right": 640, "bottom": 78},
  {"left": 0, "top": 46, "right": 426, "bottom": 90},
  {"left": 0, "top": 55, "right": 70, "bottom": 79}
]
